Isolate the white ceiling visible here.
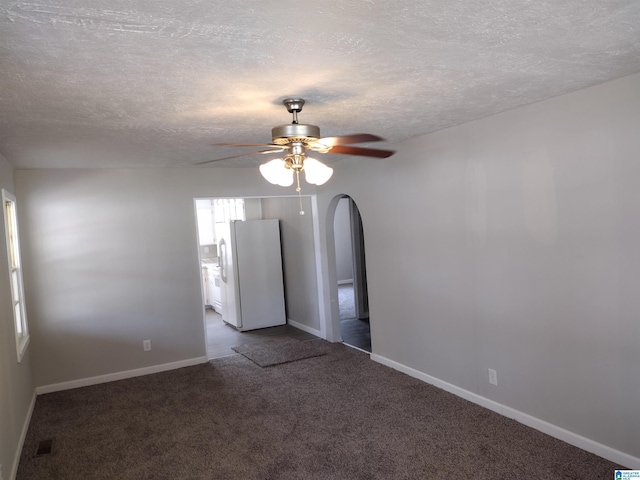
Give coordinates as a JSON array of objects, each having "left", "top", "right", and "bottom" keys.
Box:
[{"left": 1, "top": 0, "right": 639, "bottom": 169}]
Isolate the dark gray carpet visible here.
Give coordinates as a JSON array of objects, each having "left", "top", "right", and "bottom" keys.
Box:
[
  {"left": 18, "top": 342, "right": 622, "bottom": 479},
  {"left": 232, "top": 337, "right": 327, "bottom": 367}
]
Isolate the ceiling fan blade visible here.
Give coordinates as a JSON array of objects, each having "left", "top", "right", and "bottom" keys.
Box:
[
  {"left": 325, "top": 145, "right": 395, "bottom": 158},
  {"left": 314, "top": 133, "right": 385, "bottom": 147},
  {"left": 196, "top": 149, "right": 284, "bottom": 165}
]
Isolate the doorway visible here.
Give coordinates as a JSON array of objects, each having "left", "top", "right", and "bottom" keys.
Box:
[
  {"left": 194, "top": 196, "right": 321, "bottom": 359},
  {"left": 333, "top": 196, "right": 371, "bottom": 352}
]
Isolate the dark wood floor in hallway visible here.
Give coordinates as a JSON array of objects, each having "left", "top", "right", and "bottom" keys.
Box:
[
  {"left": 339, "top": 283, "right": 371, "bottom": 352},
  {"left": 340, "top": 317, "right": 371, "bottom": 352}
]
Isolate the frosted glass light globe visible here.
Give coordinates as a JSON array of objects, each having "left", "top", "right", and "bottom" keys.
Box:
[
  {"left": 259, "top": 159, "right": 294, "bottom": 186},
  {"left": 303, "top": 158, "right": 333, "bottom": 185}
]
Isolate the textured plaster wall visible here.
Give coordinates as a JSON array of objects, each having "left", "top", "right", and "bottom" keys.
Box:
[
  {"left": 317, "top": 73, "right": 640, "bottom": 461},
  {"left": 0, "top": 154, "right": 35, "bottom": 479}
]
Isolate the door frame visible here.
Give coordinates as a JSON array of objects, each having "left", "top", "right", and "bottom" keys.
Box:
[{"left": 323, "top": 194, "right": 371, "bottom": 345}]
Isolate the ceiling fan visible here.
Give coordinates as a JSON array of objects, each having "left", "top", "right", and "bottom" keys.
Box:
[{"left": 199, "top": 98, "right": 395, "bottom": 191}]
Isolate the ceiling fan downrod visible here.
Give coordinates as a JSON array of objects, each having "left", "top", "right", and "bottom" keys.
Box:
[{"left": 282, "top": 98, "right": 305, "bottom": 124}]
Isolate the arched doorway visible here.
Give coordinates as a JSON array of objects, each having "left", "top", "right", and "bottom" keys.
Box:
[{"left": 332, "top": 196, "right": 371, "bottom": 352}]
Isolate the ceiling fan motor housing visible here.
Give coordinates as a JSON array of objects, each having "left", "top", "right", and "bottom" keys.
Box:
[{"left": 271, "top": 123, "right": 321, "bottom": 145}]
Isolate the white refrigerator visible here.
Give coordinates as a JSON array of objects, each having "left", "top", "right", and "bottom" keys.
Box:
[{"left": 217, "top": 219, "right": 287, "bottom": 331}]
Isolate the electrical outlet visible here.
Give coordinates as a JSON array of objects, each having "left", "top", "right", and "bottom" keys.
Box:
[
  {"left": 143, "top": 340, "right": 151, "bottom": 351},
  {"left": 488, "top": 368, "right": 498, "bottom": 386}
]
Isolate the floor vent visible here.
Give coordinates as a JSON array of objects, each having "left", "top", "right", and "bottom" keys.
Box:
[{"left": 34, "top": 438, "right": 55, "bottom": 457}]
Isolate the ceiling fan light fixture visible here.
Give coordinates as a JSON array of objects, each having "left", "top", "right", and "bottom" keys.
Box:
[
  {"left": 303, "top": 157, "right": 333, "bottom": 186},
  {"left": 203, "top": 97, "right": 394, "bottom": 198},
  {"left": 259, "top": 158, "right": 293, "bottom": 186}
]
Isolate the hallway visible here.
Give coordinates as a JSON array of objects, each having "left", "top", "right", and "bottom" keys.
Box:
[{"left": 339, "top": 283, "right": 371, "bottom": 352}]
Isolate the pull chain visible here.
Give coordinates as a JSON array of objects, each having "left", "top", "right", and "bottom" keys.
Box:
[{"left": 296, "top": 170, "right": 304, "bottom": 215}]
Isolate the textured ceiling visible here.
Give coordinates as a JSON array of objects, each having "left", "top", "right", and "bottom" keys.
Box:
[{"left": 1, "top": 0, "right": 639, "bottom": 169}]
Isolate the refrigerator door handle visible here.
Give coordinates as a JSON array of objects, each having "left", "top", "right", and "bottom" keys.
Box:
[{"left": 219, "top": 239, "right": 227, "bottom": 283}]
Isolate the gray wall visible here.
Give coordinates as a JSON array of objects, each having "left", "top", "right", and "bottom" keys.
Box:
[
  {"left": 0, "top": 154, "right": 35, "bottom": 478},
  {"left": 261, "top": 196, "right": 321, "bottom": 332},
  {"left": 243, "top": 198, "right": 263, "bottom": 220},
  {"left": 333, "top": 197, "right": 353, "bottom": 283},
  {"left": 15, "top": 168, "right": 319, "bottom": 388},
  {"left": 317, "top": 73, "right": 640, "bottom": 460}
]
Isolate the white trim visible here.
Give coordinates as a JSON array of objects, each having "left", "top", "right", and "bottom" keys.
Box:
[
  {"left": 11, "top": 389, "right": 36, "bottom": 480},
  {"left": 288, "top": 318, "right": 322, "bottom": 338},
  {"left": 310, "top": 195, "right": 328, "bottom": 340},
  {"left": 36, "top": 357, "right": 209, "bottom": 395},
  {"left": 370, "top": 353, "right": 502, "bottom": 414},
  {"left": 371, "top": 353, "right": 640, "bottom": 469},
  {"left": 501, "top": 406, "right": 640, "bottom": 469},
  {"left": 337, "top": 279, "right": 354, "bottom": 285}
]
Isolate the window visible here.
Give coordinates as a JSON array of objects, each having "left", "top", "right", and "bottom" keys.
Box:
[
  {"left": 213, "top": 198, "right": 245, "bottom": 223},
  {"left": 195, "top": 199, "right": 216, "bottom": 246},
  {"left": 195, "top": 198, "right": 246, "bottom": 246},
  {"left": 2, "top": 189, "right": 29, "bottom": 362}
]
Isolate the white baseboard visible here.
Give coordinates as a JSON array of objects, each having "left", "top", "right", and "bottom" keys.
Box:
[
  {"left": 501, "top": 405, "right": 640, "bottom": 469},
  {"left": 11, "top": 389, "right": 36, "bottom": 480},
  {"left": 36, "top": 357, "right": 209, "bottom": 395},
  {"left": 288, "top": 319, "right": 322, "bottom": 338},
  {"left": 371, "top": 353, "right": 639, "bottom": 469}
]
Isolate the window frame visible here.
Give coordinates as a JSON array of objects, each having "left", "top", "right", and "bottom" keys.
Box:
[{"left": 2, "top": 189, "right": 30, "bottom": 362}]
